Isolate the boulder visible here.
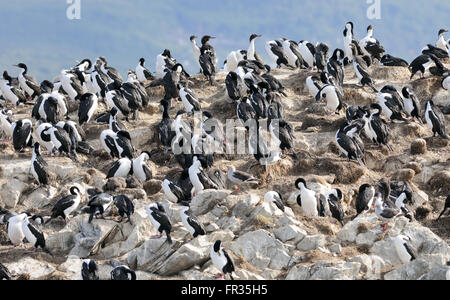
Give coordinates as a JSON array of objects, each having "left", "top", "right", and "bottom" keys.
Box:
[
  {"left": 309, "top": 261, "right": 362, "bottom": 280},
  {"left": 156, "top": 236, "right": 211, "bottom": 276},
  {"left": 128, "top": 238, "right": 173, "bottom": 271},
  {"left": 355, "top": 229, "right": 380, "bottom": 247},
  {"left": 5, "top": 257, "right": 55, "bottom": 280},
  {"left": 191, "top": 190, "right": 231, "bottom": 216},
  {"left": 0, "top": 159, "right": 32, "bottom": 182},
  {"left": 232, "top": 193, "right": 260, "bottom": 217},
  {"left": 391, "top": 169, "right": 416, "bottom": 182},
  {"left": 0, "top": 178, "right": 28, "bottom": 208},
  {"left": 274, "top": 225, "right": 307, "bottom": 243},
  {"left": 23, "top": 186, "right": 57, "bottom": 209},
  {"left": 231, "top": 230, "right": 291, "bottom": 270},
  {"left": 296, "top": 235, "right": 327, "bottom": 252},
  {"left": 337, "top": 215, "right": 378, "bottom": 243},
  {"left": 428, "top": 170, "right": 450, "bottom": 195},
  {"left": 411, "top": 139, "right": 427, "bottom": 155},
  {"left": 69, "top": 219, "right": 119, "bottom": 258},
  {"left": 143, "top": 179, "right": 162, "bottom": 196},
  {"left": 96, "top": 209, "right": 152, "bottom": 259},
  {"left": 288, "top": 261, "right": 363, "bottom": 280},
  {"left": 58, "top": 256, "right": 83, "bottom": 280},
  {"left": 384, "top": 255, "right": 450, "bottom": 280},
  {"left": 347, "top": 254, "right": 389, "bottom": 280}
]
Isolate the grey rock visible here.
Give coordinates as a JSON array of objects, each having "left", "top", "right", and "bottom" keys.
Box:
[
  {"left": 297, "top": 235, "right": 326, "bottom": 252},
  {"left": 231, "top": 230, "right": 291, "bottom": 270}
]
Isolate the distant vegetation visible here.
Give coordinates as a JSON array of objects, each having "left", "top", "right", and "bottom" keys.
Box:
[{"left": 0, "top": 0, "right": 449, "bottom": 80}]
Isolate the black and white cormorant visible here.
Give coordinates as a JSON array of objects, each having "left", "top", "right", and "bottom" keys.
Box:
[
  {"left": 97, "top": 56, "right": 123, "bottom": 85},
  {"left": 179, "top": 201, "right": 206, "bottom": 239},
  {"left": 354, "top": 184, "right": 376, "bottom": 218},
  {"left": 159, "top": 99, "right": 176, "bottom": 152},
  {"left": 132, "top": 151, "right": 153, "bottom": 182},
  {"left": 46, "top": 186, "right": 82, "bottom": 223},
  {"left": 295, "top": 178, "right": 318, "bottom": 217},
  {"left": 135, "top": 58, "right": 154, "bottom": 83},
  {"left": 31, "top": 143, "right": 49, "bottom": 187},
  {"left": 401, "top": 87, "right": 422, "bottom": 123},
  {"left": 21, "top": 214, "right": 50, "bottom": 254},
  {"left": 225, "top": 71, "right": 247, "bottom": 102},
  {"left": 335, "top": 121, "right": 366, "bottom": 166},
  {"left": 146, "top": 203, "right": 173, "bottom": 244},
  {"left": 106, "top": 158, "right": 133, "bottom": 179},
  {"left": 78, "top": 93, "right": 98, "bottom": 126},
  {"left": 81, "top": 259, "right": 99, "bottom": 280},
  {"left": 264, "top": 191, "right": 285, "bottom": 212},
  {"left": 162, "top": 179, "right": 190, "bottom": 203},
  {"left": 266, "top": 40, "right": 290, "bottom": 68},
  {"left": 281, "top": 38, "right": 306, "bottom": 68},
  {"left": 315, "top": 84, "right": 345, "bottom": 115},
  {"left": 380, "top": 54, "right": 409, "bottom": 67},
  {"left": 227, "top": 166, "right": 259, "bottom": 194},
  {"left": 436, "top": 29, "right": 449, "bottom": 52},
  {"left": 393, "top": 235, "right": 418, "bottom": 264},
  {"left": 315, "top": 43, "right": 330, "bottom": 72},
  {"left": 114, "top": 195, "right": 135, "bottom": 224},
  {"left": 190, "top": 36, "right": 202, "bottom": 72},
  {"left": 368, "top": 104, "right": 394, "bottom": 150},
  {"left": 409, "top": 54, "right": 444, "bottom": 79},
  {"left": 350, "top": 43, "right": 378, "bottom": 92},
  {"left": 425, "top": 100, "right": 449, "bottom": 139},
  {"left": 178, "top": 84, "right": 201, "bottom": 114},
  {"left": 111, "top": 265, "right": 136, "bottom": 281},
  {"left": 48, "top": 125, "right": 77, "bottom": 160},
  {"left": 359, "top": 25, "right": 386, "bottom": 62},
  {"left": 199, "top": 37, "right": 217, "bottom": 85},
  {"left": 11, "top": 119, "right": 33, "bottom": 152},
  {"left": 422, "top": 44, "right": 449, "bottom": 59},
  {"left": 14, "top": 63, "right": 41, "bottom": 100},
  {"left": 210, "top": 240, "right": 235, "bottom": 280},
  {"left": 87, "top": 192, "right": 114, "bottom": 223},
  {"left": 236, "top": 97, "right": 256, "bottom": 124},
  {"left": 377, "top": 85, "right": 408, "bottom": 122}
]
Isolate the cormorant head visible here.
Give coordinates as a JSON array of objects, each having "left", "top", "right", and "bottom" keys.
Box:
[
  {"left": 401, "top": 87, "right": 411, "bottom": 98},
  {"left": 162, "top": 49, "right": 172, "bottom": 58},
  {"left": 370, "top": 103, "right": 382, "bottom": 113},
  {"left": 213, "top": 240, "right": 222, "bottom": 252},
  {"left": 201, "top": 35, "right": 215, "bottom": 44},
  {"left": 40, "top": 80, "right": 54, "bottom": 93},
  {"left": 13, "top": 63, "right": 27, "bottom": 72},
  {"left": 70, "top": 186, "right": 81, "bottom": 196},
  {"left": 141, "top": 151, "right": 151, "bottom": 160},
  {"left": 438, "top": 29, "right": 448, "bottom": 36},
  {"left": 295, "top": 178, "right": 307, "bottom": 190},
  {"left": 77, "top": 59, "right": 92, "bottom": 71},
  {"left": 250, "top": 34, "right": 262, "bottom": 42},
  {"left": 202, "top": 111, "right": 213, "bottom": 120}
]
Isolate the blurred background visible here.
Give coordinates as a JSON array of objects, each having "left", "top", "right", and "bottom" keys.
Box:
[{"left": 0, "top": 0, "right": 449, "bottom": 80}]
